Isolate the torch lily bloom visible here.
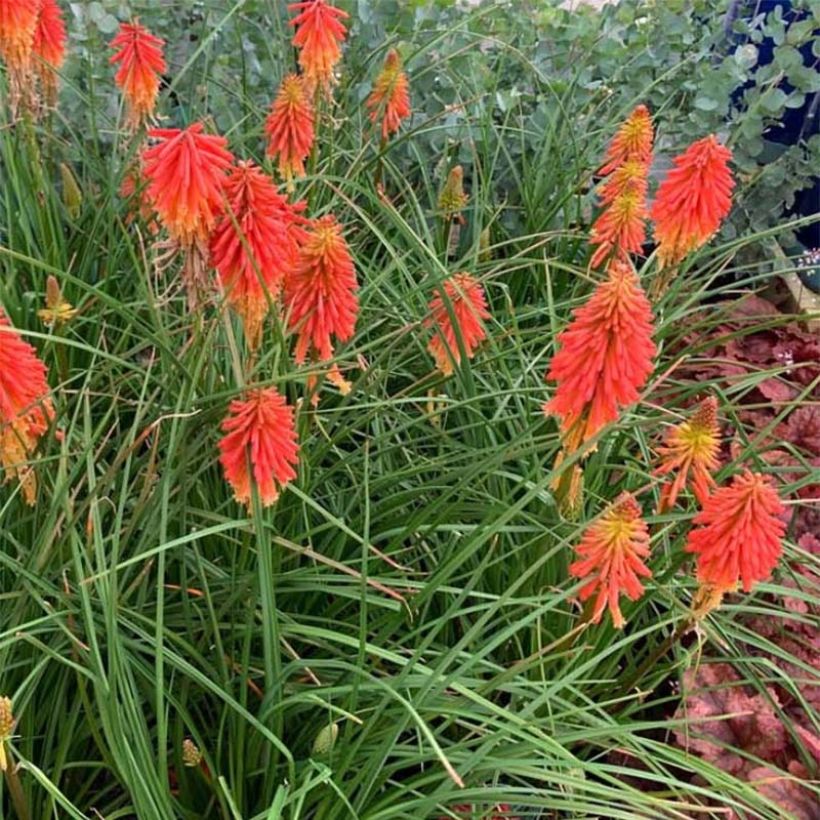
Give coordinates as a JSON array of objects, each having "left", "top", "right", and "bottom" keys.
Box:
[
  {"left": 599, "top": 104, "right": 654, "bottom": 176},
  {"left": 544, "top": 261, "right": 656, "bottom": 453},
  {"left": 265, "top": 74, "right": 315, "bottom": 189},
  {"left": 32, "top": 0, "right": 67, "bottom": 105},
  {"left": 218, "top": 387, "right": 299, "bottom": 508},
  {"left": 211, "top": 161, "right": 308, "bottom": 348},
  {"left": 570, "top": 493, "right": 652, "bottom": 628},
  {"left": 655, "top": 396, "right": 720, "bottom": 512},
  {"left": 288, "top": 0, "right": 348, "bottom": 96},
  {"left": 685, "top": 470, "right": 785, "bottom": 593},
  {"left": 366, "top": 48, "right": 411, "bottom": 140},
  {"left": 651, "top": 134, "right": 734, "bottom": 267},
  {"left": 426, "top": 272, "right": 490, "bottom": 376},
  {"left": 109, "top": 20, "right": 167, "bottom": 126}
]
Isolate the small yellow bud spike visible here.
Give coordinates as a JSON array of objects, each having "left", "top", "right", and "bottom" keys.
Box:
[
  {"left": 438, "top": 165, "right": 469, "bottom": 223},
  {"left": 312, "top": 722, "right": 339, "bottom": 756},
  {"left": 0, "top": 696, "right": 15, "bottom": 772},
  {"left": 60, "top": 163, "right": 83, "bottom": 219},
  {"left": 182, "top": 738, "right": 202, "bottom": 768},
  {"left": 38, "top": 275, "right": 78, "bottom": 328}
]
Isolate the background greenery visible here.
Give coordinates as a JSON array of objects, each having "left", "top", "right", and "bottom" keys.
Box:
[{"left": 0, "top": 1, "right": 817, "bottom": 818}]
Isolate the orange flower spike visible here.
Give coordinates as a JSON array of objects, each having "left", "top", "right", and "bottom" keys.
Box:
[
  {"left": 211, "top": 161, "right": 308, "bottom": 348},
  {"left": 32, "top": 0, "right": 67, "bottom": 104},
  {"left": 545, "top": 261, "right": 656, "bottom": 452},
  {"left": 0, "top": 311, "right": 49, "bottom": 423},
  {"left": 0, "top": 0, "right": 39, "bottom": 70},
  {"left": 656, "top": 396, "right": 721, "bottom": 512},
  {"left": 284, "top": 215, "right": 359, "bottom": 367},
  {"left": 141, "top": 123, "right": 234, "bottom": 246},
  {"left": 0, "top": 312, "right": 54, "bottom": 505},
  {"left": 288, "top": 0, "right": 348, "bottom": 95},
  {"left": 366, "top": 48, "right": 411, "bottom": 140},
  {"left": 426, "top": 272, "right": 490, "bottom": 377},
  {"left": 265, "top": 74, "right": 315, "bottom": 188},
  {"left": 651, "top": 135, "right": 734, "bottom": 267},
  {"left": 599, "top": 104, "right": 654, "bottom": 176},
  {"left": 685, "top": 470, "right": 786, "bottom": 592},
  {"left": 109, "top": 20, "right": 167, "bottom": 126},
  {"left": 570, "top": 493, "right": 652, "bottom": 628},
  {"left": 218, "top": 387, "right": 299, "bottom": 508},
  {"left": 589, "top": 186, "right": 648, "bottom": 270}
]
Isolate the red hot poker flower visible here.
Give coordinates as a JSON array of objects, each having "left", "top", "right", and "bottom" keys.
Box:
[
  {"left": 570, "top": 493, "right": 652, "bottom": 628},
  {"left": 211, "top": 161, "right": 308, "bottom": 348},
  {"left": 218, "top": 387, "right": 299, "bottom": 508},
  {"left": 0, "top": 312, "right": 54, "bottom": 505},
  {"left": 366, "top": 48, "right": 411, "bottom": 140},
  {"left": 109, "top": 20, "right": 167, "bottom": 126},
  {"left": 0, "top": 311, "right": 49, "bottom": 423},
  {"left": 599, "top": 104, "right": 654, "bottom": 176},
  {"left": 288, "top": 0, "right": 348, "bottom": 95},
  {"left": 685, "top": 470, "right": 785, "bottom": 593},
  {"left": 589, "top": 165, "right": 649, "bottom": 270},
  {"left": 655, "top": 396, "right": 720, "bottom": 512},
  {"left": 284, "top": 215, "right": 359, "bottom": 368},
  {"left": 141, "top": 123, "right": 234, "bottom": 246},
  {"left": 651, "top": 135, "right": 734, "bottom": 267},
  {"left": 32, "top": 0, "right": 67, "bottom": 105},
  {"left": 265, "top": 74, "right": 315, "bottom": 189},
  {"left": 426, "top": 272, "right": 490, "bottom": 377},
  {"left": 0, "top": 0, "right": 38, "bottom": 70},
  {"left": 545, "top": 261, "right": 656, "bottom": 453}
]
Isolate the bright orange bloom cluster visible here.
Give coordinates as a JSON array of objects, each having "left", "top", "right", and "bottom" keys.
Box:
[
  {"left": 109, "top": 20, "right": 167, "bottom": 126},
  {"left": 656, "top": 396, "right": 720, "bottom": 512},
  {"left": 211, "top": 161, "right": 308, "bottom": 348},
  {"left": 651, "top": 135, "right": 734, "bottom": 267},
  {"left": 685, "top": 470, "right": 785, "bottom": 593},
  {"left": 265, "top": 74, "right": 315, "bottom": 188},
  {"left": 284, "top": 215, "right": 359, "bottom": 379},
  {"left": 288, "top": 0, "right": 348, "bottom": 95},
  {"left": 599, "top": 104, "right": 654, "bottom": 176},
  {"left": 426, "top": 272, "right": 490, "bottom": 376},
  {"left": 141, "top": 123, "right": 234, "bottom": 246},
  {"left": 218, "top": 387, "right": 299, "bottom": 508},
  {"left": 0, "top": 0, "right": 38, "bottom": 70},
  {"left": 0, "top": 311, "right": 53, "bottom": 505},
  {"left": 570, "top": 493, "right": 652, "bottom": 628},
  {"left": 545, "top": 261, "right": 656, "bottom": 453},
  {"left": 366, "top": 48, "right": 411, "bottom": 140},
  {"left": 32, "top": 0, "right": 67, "bottom": 105},
  {"left": 589, "top": 107, "right": 654, "bottom": 270}
]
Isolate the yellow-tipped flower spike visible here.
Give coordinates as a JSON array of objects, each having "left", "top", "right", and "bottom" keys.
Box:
[
  {"left": 38, "top": 275, "right": 77, "bottom": 328},
  {"left": 182, "top": 738, "right": 202, "bottom": 768},
  {"left": 0, "top": 696, "right": 15, "bottom": 772},
  {"left": 438, "top": 165, "right": 469, "bottom": 223}
]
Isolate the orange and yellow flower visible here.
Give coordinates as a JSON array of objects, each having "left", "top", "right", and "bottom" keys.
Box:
[
  {"left": 685, "top": 470, "right": 785, "bottom": 593},
  {"left": 141, "top": 123, "right": 234, "bottom": 246},
  {"left": 32, "top": 0, "right": 67, "bottom": 105},
  {"left": 544, "top": 261, "right": 656, "bottom": 453},
  {"left": 599, "top": 104, "right": 654, "bottom": 176},
  {"left": 655, "top": 396, "right": 720, "bottom": 512},
  {"left": 0, "top": 0, "right": 39, "bottom": 71},
  {"left": 211, "top": 161, "right": 308, "bottom": 348},
  {"left": 288, "top": 0, "right": 348, "bottom": 95},
  {"left": 651, "top": 135, "right": 734, "bottom": 267},
  {"left": 109, "top": 20, "right": 167, "bottom": 126},
  {"left": 0, "top": 311, "right": 54, "bottom": 505},
  {"left": 426, "top": 272, "right": 490, "bottom": 376},
  {"left": 218, "top": 387, "right": 299, "bottom": 508},
  {"left": 366, "top": 48, "right": 411, "bottom": 140},
  {"left": 265, "top": 74, "right": 315, "bottom": 189},
  {"left": 284, "top": 215, "right": 358, "bottom": 383},
  {"left": 570, "top": 493, "right": 652, "bottom": 628}
]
